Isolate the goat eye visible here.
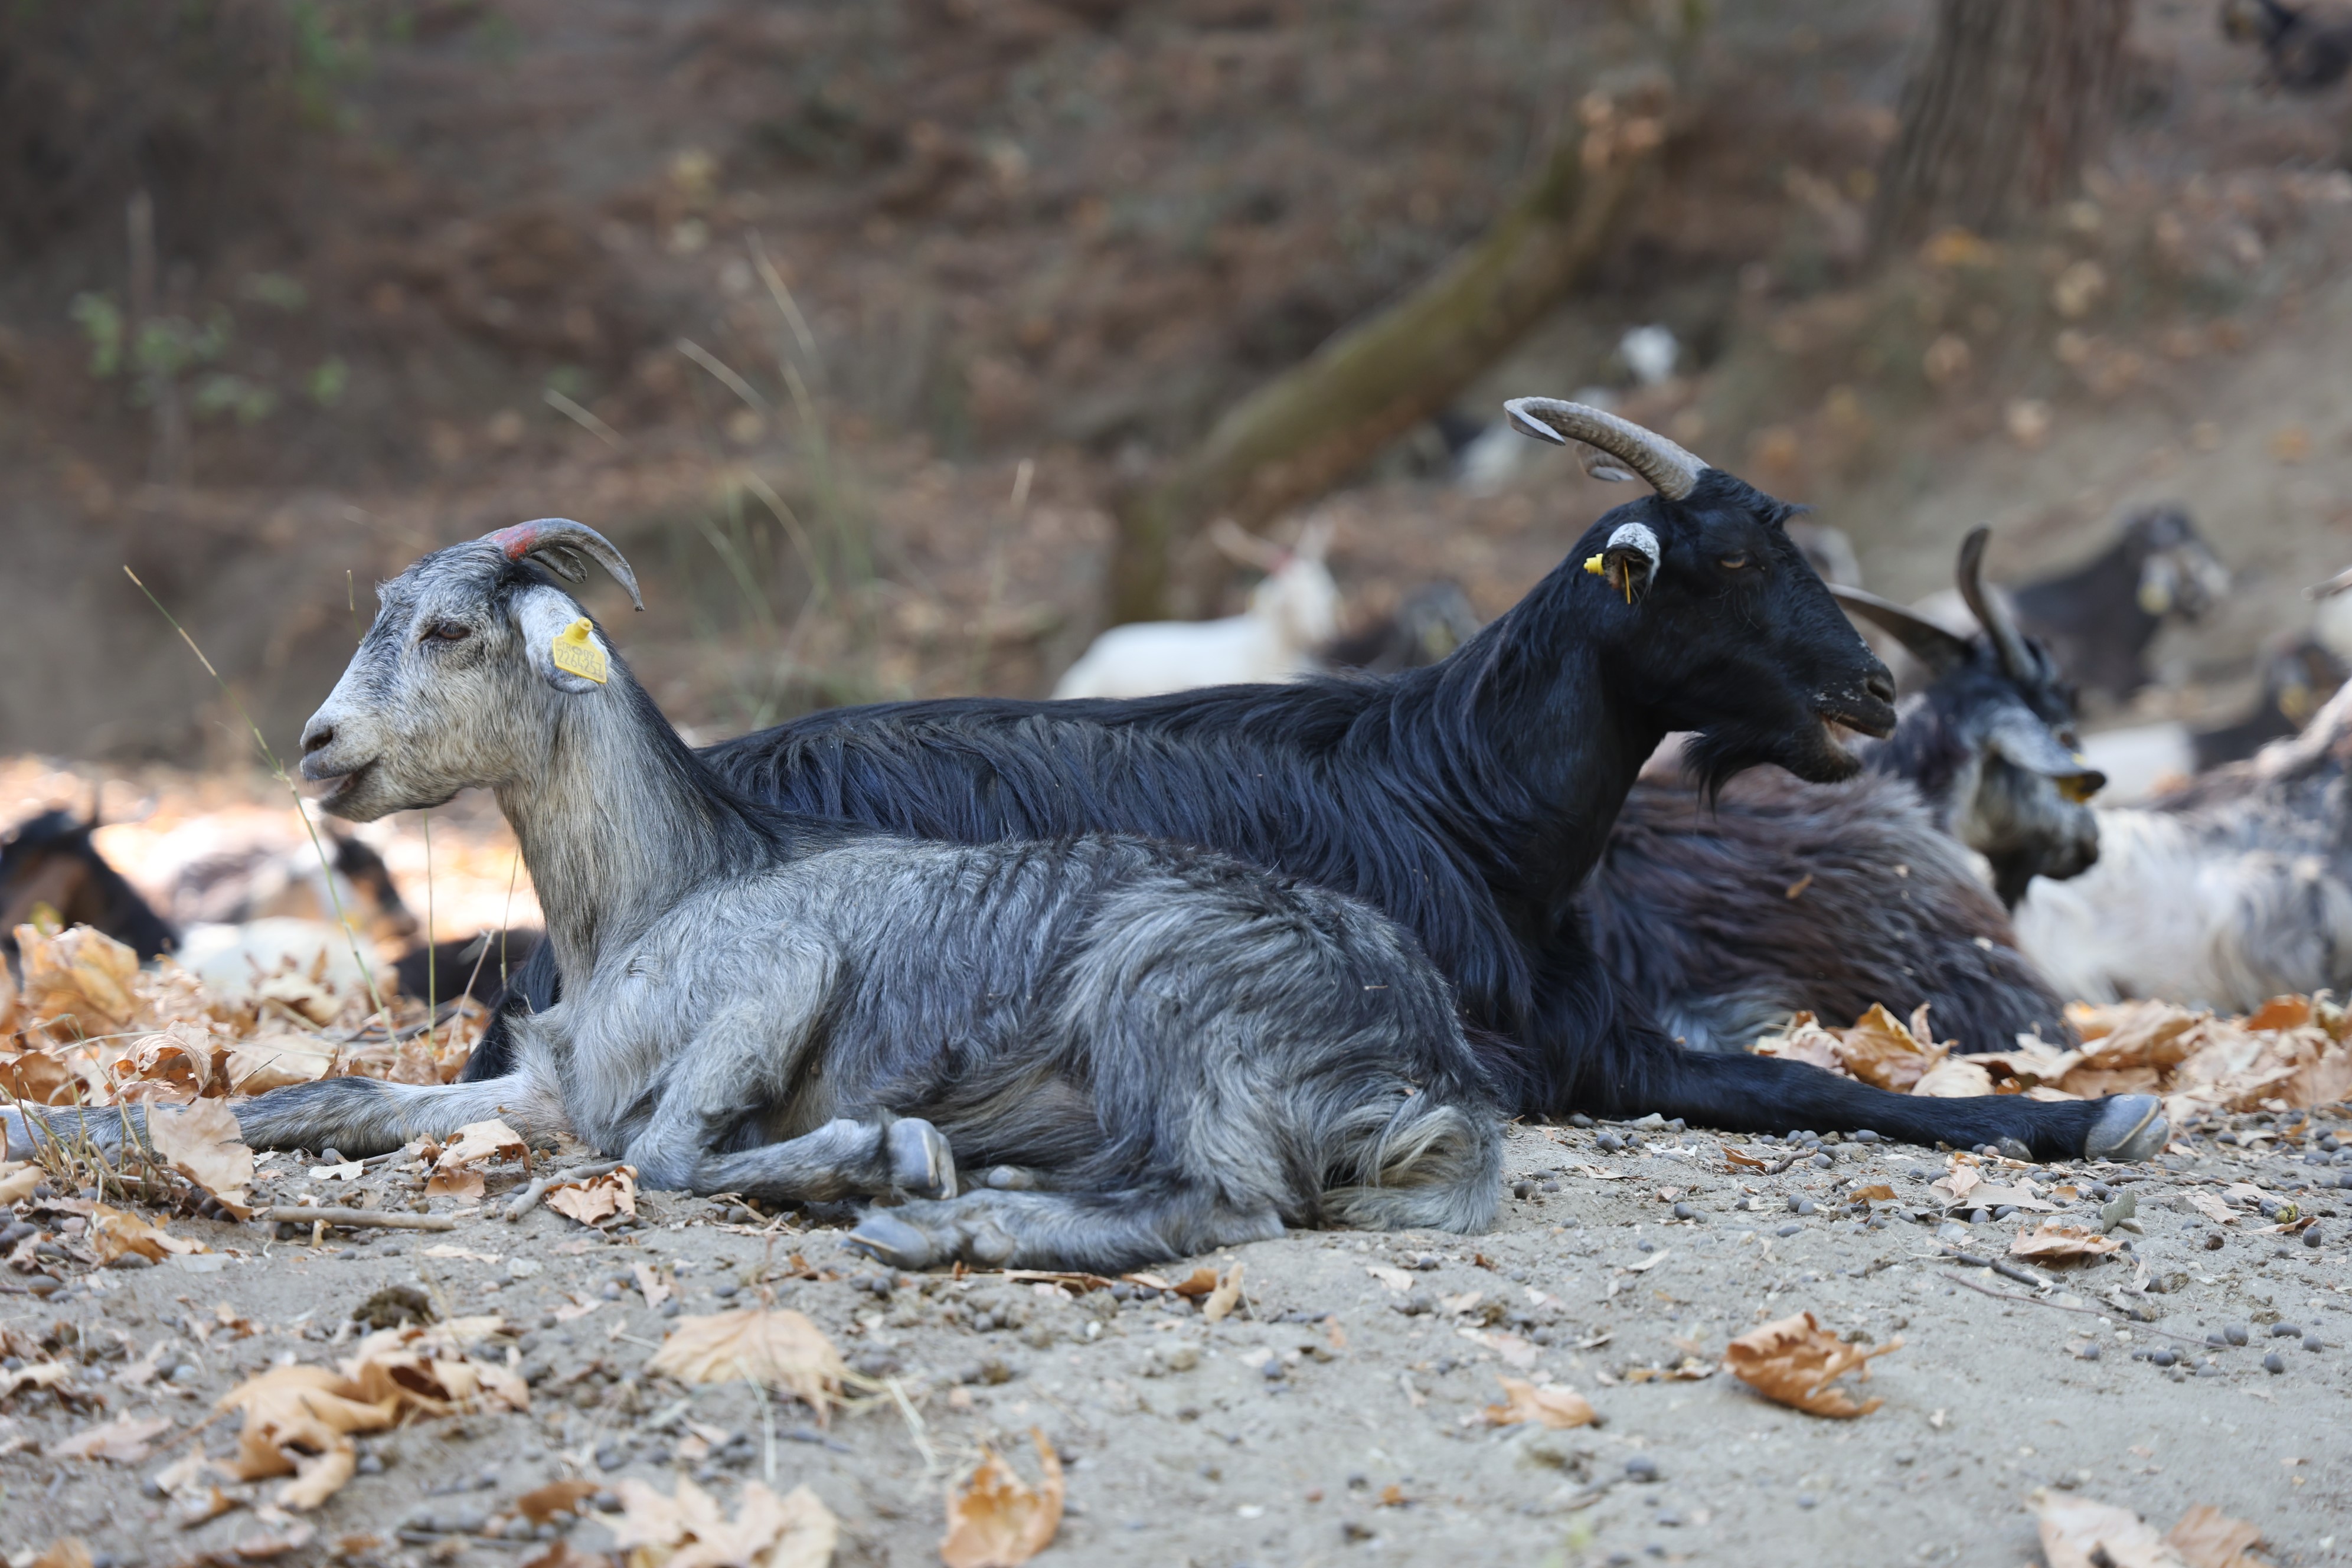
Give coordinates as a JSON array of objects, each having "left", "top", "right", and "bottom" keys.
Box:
[
  {"left": 423, "top": 622, "right": 471, "bottom": 643},
  {"left": 1719, "top": 555, "right": 1748, "bottom": 570}
]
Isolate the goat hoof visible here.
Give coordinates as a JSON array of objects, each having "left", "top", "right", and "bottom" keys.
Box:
[
  {"left": 963, "top": 1221, "right": 1017, "bottom": 1268},
  {"left": 844, "top": 1212, "right": 939, "bottom": 1271},
  {"left": 1993, "top": 1138, "right": 2032, "bottom": 1161},
  {"left": 982, "top": 1165, "right": 1037, "bottom": 1191},
  {"left": 887, "top": 1119, "right": 958, "bottom": 1200},
  {"left": 2084, "top": 1096, "right": 2168, "bottom": 1164}
]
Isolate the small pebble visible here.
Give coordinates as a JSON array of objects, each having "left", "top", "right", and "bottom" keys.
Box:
[
  {"left": 1623, "top": 1455, "right": 1659, "bottom": 1482},
  {"left": 2150, "top": 1349, "right": 2175, "bottom": 1368},
  {"left": 1775, "top": 1223, "right": 1802, "bottom": 1237},
  {"left": 2305, "top": 1335, "right": 2324, "bottom": 1354},
  {"left": 2078, "top": 1343, "right": 2101, "bottom": 1361},
  {"left": 2271, "top": 1323, "right": 2302, "bottom": 1338},
  {"left": 1796, "top": 1493, "right": 1818, "bottom": 1510},
  {"left": 2305, "top": 1227, "right": 2323, "bottom": 1249},
  {"left": 1671, "top": 1203, "right": 1697, "bottom": 1221},
  {"left": 2263, "top": 1351, "right": 2286, "bottom": 1375},
  {"left": 171, "top": 1363, "right": 201, "bottom": 1385},
  {"left": 1811, "top": 1153, "right": 1834, "bottom": 1171},
  {"left": 338, "top": 1249, "right": 358, "bottom": 1262},
  {"left": 2224, "top": 1324, "right": 2249, "bottom": 1346},
  {"left": 713, "top": 1283, "right": 740, "bottom": 1299},
  {"left": 1993, "top": 1205, "right": 2017, "bottom": 1221},
  {"left": 1795, "top": 1199, "right": 1817, "bottom": 1216}
]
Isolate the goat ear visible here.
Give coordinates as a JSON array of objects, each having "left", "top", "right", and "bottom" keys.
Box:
[
  {"left": 1984, "top": 707, "right": 2104, "bottom": 797},
  {"left": 512, "top": 586, "right": 609, "bottom": 695},
  {"left": 1828, "top": 586, "right": 1970, "bottom": 677}
]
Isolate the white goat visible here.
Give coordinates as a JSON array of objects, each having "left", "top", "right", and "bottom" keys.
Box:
[
  {"left": 1051, "top": 519, "right": 1340, "bottom": 698},
  {"left": 2014, "top": 666, "right": 2352, "bottom": 1011}
]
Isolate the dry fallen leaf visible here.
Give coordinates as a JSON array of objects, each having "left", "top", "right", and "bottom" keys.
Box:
[
  {"left": 0, "top": 1161, "right": 40, "bottom": 1206},
  {"left": 427, "top": 1118, "right": 527, "bottom": 1197},
  {"left": 1850, "top": 1184, "right": 1897, "bottom": 1203},
  {"left": 90, "top": 1203, "right": 205, "bottom": 1263},
  {"left": 1724, "top": 1311, "right": 1901, "bottom": 1419},
  {"left": 646, "top": 1309, "right": 846, "bottom": 1423},
  {"left": 2183, "top": 1191, "right": 2236, "bottom": 1226},
  {"left": 2010, "top": 1222, "right": 2125, "bottom": 1262},
  {"left": 146, "top": 1097, "right": 256, "bottom": 1216},
  {"left": 1481, "top": 1376, "right": 1598, "bottom": 1430},
  {"left": 634, "top": 1260, "right": 672, "bottom": 1312},
  {"left": 1832, "top": 1003, "right": 1951, "bottom": 1090},
  {"left": 215, "top": 1364, "right": 399, "bottom": 1510},
  {"left": 607, "top": 1475, "right": 838, "bottom": 1568},
  {"left": 2165, "top": 1504, "right": 2265, "bottom": 1568},
  {"left": 2038, "top": 1494, "right": 2188, "bottom": 1568},
  {"left": 940, "top": 1427, "right": 1064, "bottom": 1568},
  {"left": 53, "top": 1414, "right": 174, "bottom": 1464},
  {"left": 27, "top": 1539, "right": 93, "bottom": 1568},
  {"left": 545, "top": 1165, "right": 637, "bottom": 1225},
  {"left": 1201, "top": 1263, "right": 1244, "bottom": 1325},
  {"left": 517, "top": 1478, "right": 601, "bottom": 1525},
  {"left": 17, "top": 924, "right": 143, "bottom": 1035},
  {"left": 1364, "top": 1264, "right": 1415, "bottom": 1293}
]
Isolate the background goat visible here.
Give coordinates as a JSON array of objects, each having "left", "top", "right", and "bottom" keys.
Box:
[
  {"left": 1321, "top": 581, "right": 1482, "bottom": 674},
  {"left": 9, "top": 521, "right": 1502, "bottom": 1273},
  {"left": 1584, "top": 527, "right": 2102, "bottom": 1055},
  {"left": 2015, "top": 568, "right": 2352, "bottom": 1011},
  {"left": 1907, "top": 504, "right": 2230, "bottom": 710},
  {"left": 1050, "top": 518, "right": 1340, "bottom": 698},
  {"left": 0, "top": 808, "right": 177, "bottom": 968},
  {"left": 2222, "top": 0, "right": 2352, "bottom": 91},
  {"left": 468, "top": 403, "right": 2167, "bottom": 1164}
]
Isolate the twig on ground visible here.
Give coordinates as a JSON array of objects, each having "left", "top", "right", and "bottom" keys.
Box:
[
  {"left": 1937, "top": 1272, "right": 2207, "bottom": 1348},
  {"left": 504, "top": 1159, "right": 623, "bottom": 1222},
  {"left": 1941, "top": 1249, "right": 2054, "bottom": 1291},
  {"left": 255, "top": 1207, "right": 456, "bottom": 1231}
]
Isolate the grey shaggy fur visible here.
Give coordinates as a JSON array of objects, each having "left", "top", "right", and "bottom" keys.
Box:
[{"left": 6, "top": 526, "right": 1500, "bottom": 1272}]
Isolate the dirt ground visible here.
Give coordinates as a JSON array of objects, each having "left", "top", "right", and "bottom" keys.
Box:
[{"left": 4, "top": 1113, "right": 2347, "bottom": 1567}]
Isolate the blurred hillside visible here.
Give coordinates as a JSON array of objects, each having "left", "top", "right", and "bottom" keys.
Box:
[{"left": 2, "top": 0, "right": 2350, "bottom": 766}]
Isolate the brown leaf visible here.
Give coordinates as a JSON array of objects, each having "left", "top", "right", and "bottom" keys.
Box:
[
  {"left": 1850, "top": 1184, "right": 1897, "bottom": 1203},
  {"left": 2037, "top": 1494, "right": 2188, "bottom": 1568},
  {"left": 224, "top": 1034, "right": 337, "bottom": 1094},
  {"left": 1910, "top": 1057, "right": 1997, "bottom": 1097},
  {"left": 646, "top": 1309, "right": 846, "bottom": 1423},
  {"left": 427, "top": 1119, "right": 527, "bottom": 1198},
  {"left": 633, "top": 1260, "right": 672, "bottom": 1312},
  {"left": 545, "top": 1165, "right": 636, "bottom": 1226},
  {"left": 214, "top": 1364, "right": 399, "bottom": 1511},
  {"left": 0, "top": 1161, "right": 40, "bottom": 1206},
  {"left": 2165, "top": 1504, "right": 2265, "bottom": 1568},
  {"left": 940, "top": 1427, "right": 1064, "bottom": 1568},
  {"left": 1752, "top": 1015, "right": 1844, "bottom": 1074},
  {"left": 1833, "top": 1003, "right": 1949, "bottom": 1091},
  {"left": 1481, "top": 1377, "right": 1597, "bottom": 1429},
  {"left": 90, "top": 1203, "right": 204, "bottom": 1263},
  {"left": 2183, "top": 1191, "right": 2236, "bottom": 1226},
  {"left": 17, "top": 925, "right": 143, "bottom": 1035},
  {"left": 54, "top": 1415, "right": 174, "bottom": 1463},
  {"left": 425, "top": 1168, "right": 488, "bottom": 1200},
  {"left": 28, "top": 1540, "right": 93, "bottom": 1568},
  {"left": 1723, "top": 1148, "right": 1767, "bottom": 1171},
  {"left": 146, "top": 1097, "right": 256, "bottom": 1216},
  {"left": 1724, "top": 1311, "right": 1900, "bottom": 1419},
  {"left": 1201, "top": 1263, "right": 1244, "bottom": 1325},
  {"left": 2010, "top": 1223, "right": 2124, "bottom": 1262},
  {"left": 608, "top": 1475, "right": 838, "bottom": 1568},
  {"left": 1165, "top": 1266, "right": 1220, "bottom": 1297},
  {"left": 520, "top": 1543, "right": 618, "bottom": 1568},
  {"left": 517, "top": 1478, "right": 601, "bottom": 1525}
]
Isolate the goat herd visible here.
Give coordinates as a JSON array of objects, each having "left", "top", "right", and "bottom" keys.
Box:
[{"left": 15, "top": 397, "right": 2352, "bottom": 1273}]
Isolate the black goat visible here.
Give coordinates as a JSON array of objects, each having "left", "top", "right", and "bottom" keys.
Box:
[
  {"left": 469, "top": 403, "right": 2166, "bottom": 1162},
  {"left": 0, "top": 809, "right": 178, "bottom": 968},
  {"left": 2189, "top": 634, "right": 2347, "bottom": 772},
  {"left": 1583, "top": 527, "right": 2103, "bottom": 1054},
  {"left": 2222, "top": 0, "right": 2352, "bottom": 92},
  {"left": 1321, "top": 582, "right": 1482, "bottom": 674},
  {"left": 2008, "top": 505, "right": 2230, "bottom": 707}
]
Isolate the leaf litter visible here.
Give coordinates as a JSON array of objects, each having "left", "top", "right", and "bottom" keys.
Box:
[
  {"left": 1723, "top": 1311, "right": 1902, "bottom": 1418},
  {"left": 645, "top": 1307, "right": 847, "bottom": 1423},
  {"left": 939, "top": 1427, "right": 1064, "bottom": 1568},
  {"left": 607, "top": 1475, "right": 840, "bottom": 1568}
]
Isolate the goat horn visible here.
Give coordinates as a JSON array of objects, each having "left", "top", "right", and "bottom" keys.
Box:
[
  {"left": 485, "top": 518, "right": 645, "bottom": 611},
  {"left": 1501, "top": 397, "right": 1706, "bottom": 501},
  {"left": 1828, "top": 584, "right": 1971, "bottom": 678},
  {"left": 2306, "top": 564, "right": 2352, "bottom": 600},
  {"left": 1956, "top": 525, "right": 2031, "bottom": 682}
]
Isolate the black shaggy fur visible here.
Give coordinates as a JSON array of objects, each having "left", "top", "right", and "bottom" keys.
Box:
[
  {"left": 469, "top": 473, "right": 2155, "bottom": 1159},
  {"left": 0, "top": 809, "right": 178, "bottom": 966}
]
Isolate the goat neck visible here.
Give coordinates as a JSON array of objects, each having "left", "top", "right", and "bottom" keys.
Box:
[{"left": 496, "top": 675, "right": 772, "bottom": 982}]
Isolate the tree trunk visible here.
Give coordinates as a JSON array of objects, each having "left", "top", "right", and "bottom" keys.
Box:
[
  {"left": 1101, "top": 80, "right": 1674, "bottom": 626},
  {"left": 1871, "top": 0, "right": 2132, "bottom": 255}
]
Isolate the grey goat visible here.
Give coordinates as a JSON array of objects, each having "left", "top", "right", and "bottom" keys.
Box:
[{"left": 5, "top": 522, "right": 1501, "bottom": 1272}]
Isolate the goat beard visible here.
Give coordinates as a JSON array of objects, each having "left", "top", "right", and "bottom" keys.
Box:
[{"left": 1680, "top": 717, "right": 1864, "bottom": 797}]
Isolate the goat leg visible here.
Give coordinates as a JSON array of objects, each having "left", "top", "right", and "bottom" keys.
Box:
[
  {"left": 674, "top": 1115, "right": 959, "bottom": 1206},
  {"left": 845, "top": 1187, "right": 1286, "bottom": 1275}
]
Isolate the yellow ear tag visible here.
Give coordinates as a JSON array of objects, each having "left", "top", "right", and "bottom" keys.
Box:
[
  {"left": 1583, "top": 554, "right": 1605, "bottom": 576},
  {"left": 550, "top": 618, "right": 607, "bottom": 684}
]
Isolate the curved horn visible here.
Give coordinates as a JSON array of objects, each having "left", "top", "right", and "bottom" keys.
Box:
[
  {"left": 484, "top": 518, "right": 644, "bottom": 610},
  {"left": 1502, "top": 397, "right": 1706, "bottom": 501},
  {"left": 2305, "top": 564, "right": 2352, "bottom": 600},
  {"left": 1828, "top": 584, "right": 1971, "bottom": 678},
  {"left": 1956, "top": 525, "right": 2031, "bottom": 682}
]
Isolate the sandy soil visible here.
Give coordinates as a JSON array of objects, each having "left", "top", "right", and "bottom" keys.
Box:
[{"left": 5, "top": 1115, "right": 2347, "bottom": 1568}]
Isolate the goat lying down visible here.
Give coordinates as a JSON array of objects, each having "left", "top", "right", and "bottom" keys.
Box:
[
  {"left": 5, "top": 523, "right": 1501, "bottom": 1273},
  {"left": 1585, "top": 528, "right": 2103, "bottom": 1054},
  {"left": 467, "top": 402, "right": 2168, "bottom": 1164}
]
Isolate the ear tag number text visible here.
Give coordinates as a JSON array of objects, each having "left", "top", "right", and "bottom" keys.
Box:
[{"left": 551, "top": 617, "right": 608, "bottom": 684}]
